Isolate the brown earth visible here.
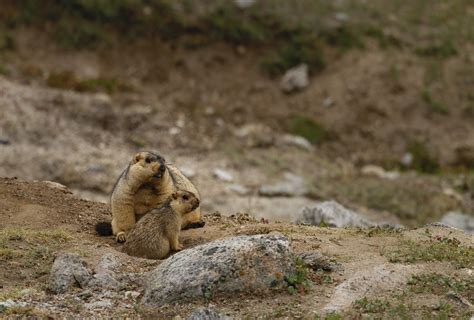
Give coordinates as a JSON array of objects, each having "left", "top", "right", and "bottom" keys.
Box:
[{"left": 0, "top": 178, "right": 472, "bottom": 318}]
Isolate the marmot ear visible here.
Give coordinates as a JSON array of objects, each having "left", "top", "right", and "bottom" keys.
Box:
[
  {"left": 171, "top": 192, "right": 178, "bottom": 200},
  {"left": 133, "top": 153, "right": 142, "bottom": 164}
]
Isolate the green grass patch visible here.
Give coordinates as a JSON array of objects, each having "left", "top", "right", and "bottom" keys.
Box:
[
  {"left": 406, "top": 140, "right": 440, "bottom": 173},
  {"left": 0, "top": 228, "right": 72, "bottom": 279},
  {"left": 408, "top": 273, "right": 473, "bottom": 296},
  {"left": 415, "top": 40, "right": 457, "bottom": 59},
  {"left": 354, "top": 297, "right": 390, "bottom": 314},
  {"left": 283, "top": 257, "right": 312, "bottom": 295},
  {"left": 421, "top": 89, "right": 449, "bottom": 115},
  {"left": 289, "top": 114, "right": 328, "bottom": 144},
  {"left": 384, "top": 238, "right": 474, "bottom": 268},
  {"left": 46, "top": 70, "right": 133, "bottom": 94}
]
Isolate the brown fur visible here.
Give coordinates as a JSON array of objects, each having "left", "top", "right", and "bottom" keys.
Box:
[
  {"left": 134, "top": 163, "right": 203, "bottom": 228},
  {"left": 110, "top": 152, "right": 165, "bottom": 242},
  {"left": 123, "top": 190, "right": 200, "bottom": 259}
]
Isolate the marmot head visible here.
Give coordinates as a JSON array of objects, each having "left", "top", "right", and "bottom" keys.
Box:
[
  {"left": 170, "top": 190, "right": 200, "bottom": 215},
  {"left": 130, "top": 151, "right": 166, "bottom": 179}
]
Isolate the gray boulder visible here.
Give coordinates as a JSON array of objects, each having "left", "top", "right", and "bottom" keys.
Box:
[
  {"left": 142, "top": 235, "right": 294, "bottom": 307},
  {"left": 49, "top": 253, "right": 91, "bottom": 294},
  {"left": 440, "top": 211, "right": 474, "bottom": 234},
  {"left": 296, "top": 201, "right": 374, "bottom": 228},
  {"left": 187, "top": 308, "right": 232, "bottom": 320},
  {"left": 88, "top": 252, "right": 122, "bottom": 290}
]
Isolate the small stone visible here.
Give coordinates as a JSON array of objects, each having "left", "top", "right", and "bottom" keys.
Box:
[
  {"left": 187, "top": 308, "right": 232, "bottom": 320},
  {"left": 49, "top": 253, "right": 91, "bottom": 294},
  {"left": 213, "top": 168, "right": 234, "bottom": 182},
  {"left": 125, "top": 291, "right": 141, "bottom": 299},
  {"left": 41, "top": 181, "right": 71, "bottom": 193},
  {"left": 361, "top": 165, "right": 399, "bottom": 180},
  {"left": 225, "top": 184, "right": 250, "bottom": 195},
  {"left": 278, "top": 134, "right": 313, "bottom": 151},
  {"left": 400, "top": 153, "right": 413, "bottom": 166},
  {"left": 84, "top": 299, "right": 113, "bottom": 310},
  {"left": 297, "top": 251, "right": 343, "bottom": 272},
  {"left": 234, "top": 0, "right": 256, "bottom": 9},
  {"left": 334, "top": 12, "right": 349, "bottom": 22},
  {"left": 169, "top": 127, "right": 181, "bottom": 135},
  {"left": 280, "top": 64, "right": 309, "bottom": 93},
  {"left": 323, "top": 97, "right": 334, "bottom": 108}
]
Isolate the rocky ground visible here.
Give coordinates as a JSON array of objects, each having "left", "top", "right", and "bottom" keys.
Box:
[
  {"left": 0, "top": 178, "right": 472, "bottom": 319},
  {"left": 1, "top": 1, "right": 474, "bottom": 318}
]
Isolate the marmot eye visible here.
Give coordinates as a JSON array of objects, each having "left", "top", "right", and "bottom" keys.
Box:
[
  {"left": 182, "top": 195, "right": 189, "bottom": 201},
  {"left": 145, "top": 158, "right": 151, "bottom": 163}
]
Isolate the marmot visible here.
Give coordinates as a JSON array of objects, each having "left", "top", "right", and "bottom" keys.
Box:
[
  {"left": 123, "top": 190, "right": 200, "bottom": 259},
  {"left": 95, "top": 151, "right": 204, "bottom": 242},
  {"left": 96, "top": 151, "right": 165, "bottom": 242}
]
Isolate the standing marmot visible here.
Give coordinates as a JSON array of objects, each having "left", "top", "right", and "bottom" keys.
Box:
[
  {"left": 96, "top": 151, "right": 165, "bottom": 242},
  {"left": 123, "top": 190, "right": 200, "bottom": 259},
  {"left": 95, "top": 151, "right": 204, "bottom": 243}
]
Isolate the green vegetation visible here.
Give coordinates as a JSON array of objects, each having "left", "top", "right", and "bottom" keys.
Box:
[
  {"left": 46, "top": 71, "right": 133, "bottom": 93},
  {"left": 406, "top": 140, "right": 440, "bottom": 173},
  {"left": 289, "top": 114, "right": 328, "bottom": 144},
  {"left": 354, "top": 297, "right": 390, "bottom": 314},
  {"left": 384, "top": 237, "right": 474, "bottom": 268},
  {"left": 408, "top": 273, "right": 473, "bottom": 296},
  {"left": 0, "top": 228, "right": 71, "bottom": 277},
  {"left": 284, "top": 258, "right": 311, "bottom": 295},
  {"left": 421, "top": 89, "right": 449, "bottom": 115},
  {"left": 415, "top": 40, "right": 457, "bottom": 59}
]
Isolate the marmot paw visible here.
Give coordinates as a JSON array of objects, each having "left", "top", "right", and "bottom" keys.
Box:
[{"left": 116, "top": 232, "right": 127, "bottom": 243}]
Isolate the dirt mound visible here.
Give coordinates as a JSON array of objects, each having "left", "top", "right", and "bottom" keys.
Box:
[{"left": 0, "top": 177, "right": 109, "bottom": 232}]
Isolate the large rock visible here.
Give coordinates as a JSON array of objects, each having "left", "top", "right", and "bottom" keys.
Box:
[
  {"left": 280, "top": 64, "right": 309, "bottom": 93},
  {"left": 49, "top": 252, "right": 91, "bottom": 294},
  {"left": 324, "top": 264, "right": 418, "bottom": 312},
  {"left": 88, "top": 252, "right": 122, "bottom": 290},
  {"left": 142, "top": 235, "right": 295, "bottom": 307},
  {"left": 259, "top": 173, "right": 308, "bottom": 197},
  {"left": 440, "top": 211, "right": 474, "bottom": 234},
  {"left": 296, "top": 201, "right": 374, "bottom": 228},
  {"left": 187, "top": 308, "right": 232, "bottom": 320}
]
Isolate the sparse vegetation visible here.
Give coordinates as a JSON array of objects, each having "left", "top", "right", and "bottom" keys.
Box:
[
  {"left": 421, "top": 89, "right": 449, "bottom": 115},
  {"left": 0, "top": 228, "right": 72, "bottom": 276},
  {"left": 354, "top": 297, "right": 389, "bottom": 314},
  {"left": 406, "top": 140, "right": 440, "bottom": 173},
  {"left": 283, "top": 257, "right": 311, "bottom": 295},
  {"left": 384, "top": 237, "right": 474, "bottom": 268},
  {"left": 289, "top": 114, "right": 328, "bottom": 145},
  {"left": 47, "top": 71, "right": 133, "bottom": 93},
  {"left": 408, "top": 273, "right": 473, "bottom": 296},
  {"left": 415, "top": 40, "right": 457, "bottom": 59}
]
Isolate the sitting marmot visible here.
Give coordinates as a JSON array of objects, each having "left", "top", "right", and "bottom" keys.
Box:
[
  {"left": 95, "top": 151, "right": 204, "bottom": 243},
  {"left": 123, "top": 190, "right": 200, "bottom": 259}
]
